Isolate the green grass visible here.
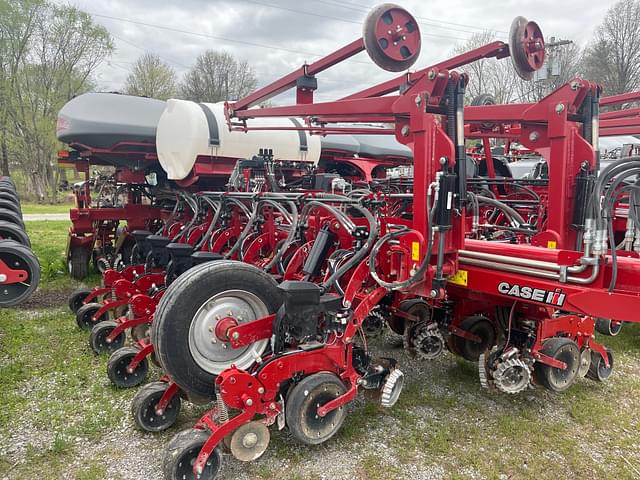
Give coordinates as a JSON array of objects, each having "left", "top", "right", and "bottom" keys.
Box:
[
  {"left": 23, "top": 220, "right": 100, "bottom": 290},
  {"left": 21, "top": 202, "right": 73, "bottom": 215}
]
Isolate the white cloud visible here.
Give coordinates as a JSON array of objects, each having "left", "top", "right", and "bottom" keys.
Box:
[{"left": 52, "top": 0, "right": 618, "bottom": 99}]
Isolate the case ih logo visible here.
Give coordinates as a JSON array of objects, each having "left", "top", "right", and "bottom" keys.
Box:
[{"left": 497, "top": 282, "right": 566, "bottom": 307}]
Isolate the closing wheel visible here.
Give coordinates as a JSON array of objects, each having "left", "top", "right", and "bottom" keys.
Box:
[
  {"left": 595, "top": 318, "right": 623, "bottom": 336},
  {"left": 451, "top": 315, "right": 497, "bottom": 362},
  {"left": 163, "top": 429, "right": 222, "bottom": 480},
  {"left": 152, "top": 260, "right": 282, "bottom": 400},
  {"left": 68, "top": 246, "right": 89, "bottom": 280},
  {"left": 0, "top": 220, "right": 30, "bottom": 247},
  {"left": 75, "top": 302, "right": 107, "bottom": 330},
  {"left": 68, "top": 287, "right": 92, "bottom": 313},
  {"left": 286, "top": 373, "right": 348, "bottom": 446},
  {"left": 132, "top": 381, "right": 181, "bottom": 432},
  {"left": 89, "top": 320, "right": 125, "bottom": 354},
  {"left": 0, "top": 241, "right": 40, "bottom": 307},
  {"left": 229, "top": 421, "right": 270, "bottom": 462},
  {"left": 509, "top": 16, "right": 545, "bottom": 80},
  {"left": 586, "top": 349, "right": 614, "bottom": 382},
  {"left": 107, "top": 346, "right": 149, "bottom": 388},
  {"left": 363, "top": 3, "right": 421, "bottom": 72},
  {"left": 536, "top": 337, "right": 580, "bottom": 392}
]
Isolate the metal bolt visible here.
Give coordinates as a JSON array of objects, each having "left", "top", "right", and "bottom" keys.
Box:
[
  {"left": 387, "top": 30, "right": 392, "bottom": 35},
  {"left": 555, "top": 103, "right": 565, "bottom": 114},
  {"left": 570, "top": 81, "right": 580, "bottom": 90},
  {"left": 231, "top": 331, "right": 240, "bottom": 340},
  {"left": 414, "top": 95, "right": 422, "bottom": 107},
  {"left": 439, "top": 156, "right": 447, "bottom": 165},
  {"left": 529, "top": 131, "right": 539, "bottom": 142},
  {"left": 401, "top": 125, "right": 410, "bottom": 137},
  {"left": 258, "top": 387, "right": 265, "bottom": 394},
  {"left": 0, "top": 274, "right": 6, "bottom": 283},
  {"left": 428, "top": 69, "right": 436, "bottom": 80},
  {"left": 245, "top": 398, "right": 253, "bottom": 406},
  {"left": 345, "top": 336, "right": 351, "bottom": 343},
  {"left": 430, "top": 289, "right": 438, "bottom": 298}
]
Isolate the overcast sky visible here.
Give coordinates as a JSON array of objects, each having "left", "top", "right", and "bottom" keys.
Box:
[{"left": 52, "top": 0, "right": 618, "bottom": 102}]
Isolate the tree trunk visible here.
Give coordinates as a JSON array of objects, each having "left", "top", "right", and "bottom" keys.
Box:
[{"left": 0, "top": 130, "right": 10, "bottom": 177}]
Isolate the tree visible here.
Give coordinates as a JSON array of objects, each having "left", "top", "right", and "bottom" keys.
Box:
[
  {"left": 124, "top": 53, "right": 177, "bottom": 100},
  {"left": 180, "top": 50, "right": 257, "bottom": 103},
  {"left": 1, "top": 2, "right": 113, "bottom": 200},
  {"left": 582, "top": 0, "right": 640, "bottom": 97},
  {"left": 450, "top": 31, "right": 520, "bottom": 105}
]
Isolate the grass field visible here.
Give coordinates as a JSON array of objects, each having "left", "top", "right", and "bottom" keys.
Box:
[
  {"left": 1, "top": 221, "right": 640, "bottom": 479},
  {"left": 21, "top": 203, "right": 74, "bottom": 215}
]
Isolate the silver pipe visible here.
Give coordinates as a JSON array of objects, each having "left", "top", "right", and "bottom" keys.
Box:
[{"left": 458, "top": 250, "right": 588, "bottom": 274}]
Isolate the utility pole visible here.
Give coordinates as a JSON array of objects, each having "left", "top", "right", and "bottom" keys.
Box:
[{"left": 534, "top": 37, "right": 574, "bottom": 94}]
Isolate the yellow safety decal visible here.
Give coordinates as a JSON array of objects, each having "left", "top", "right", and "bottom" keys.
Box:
[
  {"left": 547, "top": 240, "right": 557, "bottom": 249},
  {"left": 411, "top": 241, "right": 420, "bottom": 261},
  {"left": 449, "top": 269, "right": 468, "bottom": 286}
]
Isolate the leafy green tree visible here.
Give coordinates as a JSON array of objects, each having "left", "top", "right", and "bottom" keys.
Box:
[{"left": 124, "top": 53, "right": 177, "bottom": 100}]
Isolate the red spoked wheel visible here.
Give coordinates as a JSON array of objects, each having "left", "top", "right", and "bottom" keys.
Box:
[
  {"left": 363, "top": 3, "right": 421, "bottom": 72},
  {"left": 509, "top": 16, "right": 545, "bottom": 80}
]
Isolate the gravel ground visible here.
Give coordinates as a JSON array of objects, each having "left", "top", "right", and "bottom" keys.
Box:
[{"left": 2, "top": 310, "right": 640, "bottom": 480}]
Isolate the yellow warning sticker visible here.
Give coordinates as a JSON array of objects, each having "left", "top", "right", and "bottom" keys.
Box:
[
  {"left": 547, "top": 240, "right": 557, "bottom": 249},
  {"left": 449, "top": 269, "right": 468, "bottom": 286},
  {"left": 411, "top": 241, "right": 420, "bottom": 261}
]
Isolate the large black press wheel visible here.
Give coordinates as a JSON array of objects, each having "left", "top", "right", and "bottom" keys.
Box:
[
  {"left": 0, "top": 240, "right": 40, "bottom": 307},
  {"left": 152, "top": 260, "right": 282, "bottom": 400}
]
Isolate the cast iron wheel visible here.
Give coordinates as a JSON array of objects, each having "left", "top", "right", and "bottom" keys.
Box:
[
  {"left": 0, "top": 240, "right": 40, "bottom": 307},
  {"left": 131, "top": 323, "right": 151, "bottom": 342},
  {"left": 535, "top": 337, "right": 580, "bottom": 392},
  {"left": 595, "top": 318, "right": 623, "bottom": 336},
  {"left": 107, "top": 346, "right": 149, "bottom": 388},
  {"left": 451, "top": 315, "right": 497, "bottom": 362},
  {"left": 68, "top": 246, "right": 89, "bottom": 280},
  {"left": 0, "top": 208, "right": 24, "bottom": 229},
  {"left": 0, "top": 220, "right": 30, "bottom": 247},
  {"left": 68, "top": 287, "right": 92, "bottom": 313},
  {"left": 75, "top": 302, "right": 107, "bottom": 330},
  {"left": 152, "top": 260, "right": 282, "bottom": 400},
  {"left": 163, "top": 429, "right": 221, "bottom": 480},
  {"left": 89, "top": 320, "right": 125, "bottom": 354},
  {"left": 586, "top": 349, "right": 614, "bottom": 382},
  {"left": 362, "top": 3, "right": 421, "bottom": 72},
  {"left": 509, "top": 16, "right": 545, "bottom": 80},
  {"left": 132, "top": 381, "right": 181, "bottom": 432},
  {"left": 285, "top": 372, "right": 348, "bottom": 446}
]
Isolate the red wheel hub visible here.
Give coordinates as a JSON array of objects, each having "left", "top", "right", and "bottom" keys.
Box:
[
  {"left": 373, "top": 7, "right": 420, "bottom": 62},
  {"left": 215, "top": 316, "right": 239, "bottom": 342},
  {"left": 522, "top": 21, "right": 545, "bottom": 70}
]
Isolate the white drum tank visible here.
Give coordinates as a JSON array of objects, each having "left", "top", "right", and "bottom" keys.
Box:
[{"left": 156, "top": 100, "right": 321, "bottom": 180}]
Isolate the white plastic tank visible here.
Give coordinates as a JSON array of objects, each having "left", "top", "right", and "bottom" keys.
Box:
[{"left": 156, "top": 100, "right": 321, "bottom": 180}]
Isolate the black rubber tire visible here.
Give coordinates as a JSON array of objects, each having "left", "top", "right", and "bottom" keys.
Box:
[
  {"left": 0, "top": 190, "right": 19, "bottom": 202},
  {"left": 89, "top": 320, "right": 125, "bottom": 354},
  {"left": 68, "top": 246, "right": 89, "bottom": 280},
  {"left": 152, "top": 260, "right": 282, "bottom": 400},
  {"left": 0, "top": 240, "right": 40, "bottom": 307},
  {"left": 107, "top": 346, "right": 149, "bottom": 388},
  {"left": 0, "top": 199, "right": 22, "bottom": 218},
  {"left": 451, "top": 316, "right": 497, "bottom": 362},
  {"left": 0, "top": 208, "right": 24, "bottom": 229},
  {"left": 0, "top": 220, "right": 30, "bottom": 247},
  {"left": 285, "top": 372, "right": 348, "bottom": 446},
  {"left": 163, "top": 429, "right": 221, "bottom": 480},
  {"left": 536, "top": 337, "right": 580, "bottom": 392},
  {"left": 391, "top": 299, "right": 430, "bottom": 335},
  {"left": 68, "top": 287, "right": 92, "bottom": 313},
  {"left": 75, "top": 302, "right": 107, "bottom": 330},
  {"left": 595, "top": 318, "right": 623, "bottom": 336},
  {"left": 586, "top": 349, "right": 614, "bottom": 382},
  {"left": 132, "top": 381, "right": 181, "bottom": 432}
]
